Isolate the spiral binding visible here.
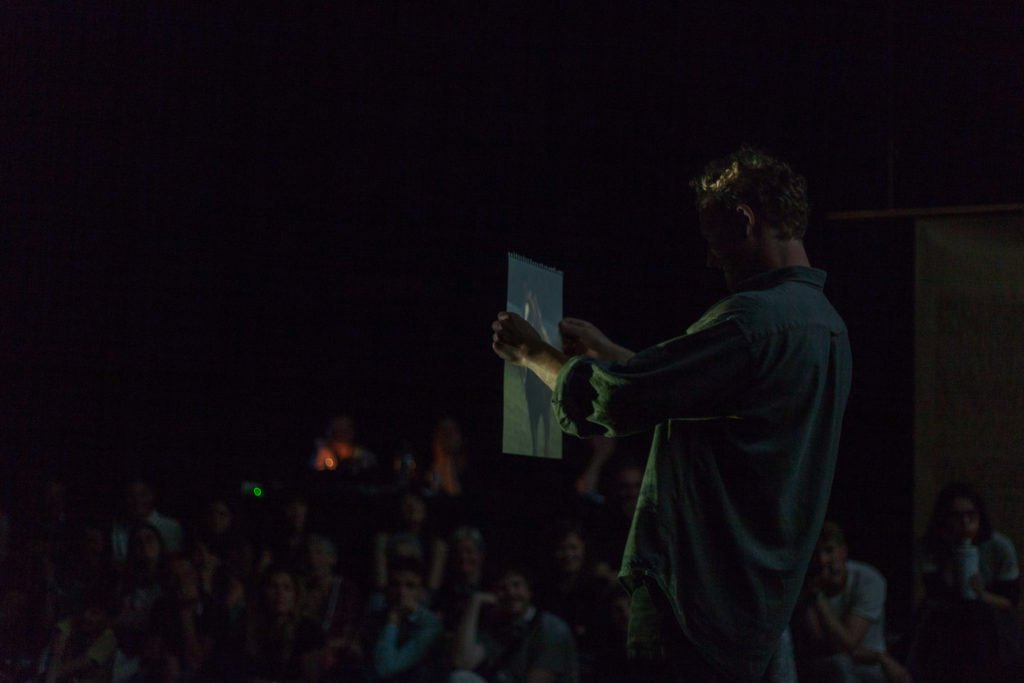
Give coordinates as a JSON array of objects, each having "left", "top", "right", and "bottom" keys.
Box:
[{"left": 508, "top": 252, "right": 563, "bottom": 276}]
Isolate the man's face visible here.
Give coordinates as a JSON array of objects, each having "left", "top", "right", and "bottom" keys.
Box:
[
  {"left": 615, "top": 467, "right": 643, "bottom": 518},
  {"left": 815, "top": 538, "right": 848, "bottom": 590},
  {"left": 387, "top": 570, "right": 424, "bottom": 613},
  {"left": 494, "top": 572, "right": 533, "bottom": 619},
  {"left": 555, "top": 533, "right": 586, "bottom": 575},
  {"left": 698, "top": 206, "right": 755, "bottom": 291},
  {"left": 264, "top": 572, "right": 297, "bottom": 615}
]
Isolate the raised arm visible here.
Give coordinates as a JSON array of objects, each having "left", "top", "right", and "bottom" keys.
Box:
[{"left": 452, "top": 591, "right": 495, "bottom": 671}]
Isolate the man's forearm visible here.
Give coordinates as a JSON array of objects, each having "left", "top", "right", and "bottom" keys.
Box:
[{"left": 523, "top": 344, "right": 569, "bottom": 391}]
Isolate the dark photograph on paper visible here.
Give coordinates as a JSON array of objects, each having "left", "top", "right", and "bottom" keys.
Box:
[{"left": 502, "top": 253, "right": 563, "bottom": 459}]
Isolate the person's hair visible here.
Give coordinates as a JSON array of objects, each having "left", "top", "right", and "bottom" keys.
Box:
[
  {"left": 818, "top": 520, "right": 846, "bottom": 547},
  {"left": 492, "top": 562, "right": 535, "bottom": 591},
  {"left": 690, "top": 146, "right": 810, "bottom": 239},
  {"left": 246, "top": 566, "right": 305, "bottom": 664},
  {"left": 449, "top": 525, "right": 486, "bottom": 556},
  {"left": 924, "top": 482, "right": 995, "bottom": 549}
]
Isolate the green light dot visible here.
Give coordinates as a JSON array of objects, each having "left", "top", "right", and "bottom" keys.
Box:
[{"left": 253, "top": 487, "right": 263, "bottom": 497}]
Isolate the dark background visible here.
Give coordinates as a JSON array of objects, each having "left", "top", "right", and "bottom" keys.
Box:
[{"left": 2, "top": 2, "right": 1022, "bottom": 632}]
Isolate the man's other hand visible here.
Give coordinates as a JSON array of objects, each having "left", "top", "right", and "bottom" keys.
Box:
[
  {"left": 492, "top": 312, "right": 544, "bottom": 365},
  {"left": 560, "top": 318, "right": 635, "bottom": 363}
]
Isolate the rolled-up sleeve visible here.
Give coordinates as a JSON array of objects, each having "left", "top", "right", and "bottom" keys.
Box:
[{"left": 552, "top": 317, "right": 752, "bottom": 438}]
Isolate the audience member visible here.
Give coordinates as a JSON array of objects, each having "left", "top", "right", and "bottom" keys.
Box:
[
  {"left": 372, "top": 491, "right": 447, "bottom": 598},
  {"left": 40, "top": 590, "right": 118, "bottom": 683},
  {"left": 534, "top": 521, "right": 604, "bottom": 669},
  {"left": 193, "top": 495, "right": 256, "bottom": 581},
  {"left": 111, "top": 479, "right": 183, "bottom": 564},
  {"left": 435, "top": 526, "right": 487, "bottom": 631},
  {"left": 585, "top": 585, "right": 640, "bottom": 683},
  {"left": 301, "top": 534, "right": 361, "bottom": 667},
  {"left": 147, "top": 554, "right": 229, "bottom": 681},
  {"left": 261, "top": 491, "right": 315, "bottom": 575},
  {"left": 363, "top": 557, "right": 444, "bottom": 682},
  {"left": 906, "top": 482, "right": 1023, "bottom": 682},
  {"left": 113, "top": 523, "right": 168, "bottom": 676},
  {"left": 217, "top": 566, "right": 324, "bottom": 682},
  {"left": 424, "top": 417, "right": 469, "bottom": 497},
  {"left": 791, "top": 521, "right": 910, "bottom": 683},
  {"left": 188, "top": 535, "right": 247, "bottom": 625},
  {"left": 451, "top": 565, "right": 578, "bottom": 683},
  {"left": 582, "top": 460, "right": 642, "bottom": 583},
  {"left": 311, "top": 413, "right": 378, "bottom": 476}
]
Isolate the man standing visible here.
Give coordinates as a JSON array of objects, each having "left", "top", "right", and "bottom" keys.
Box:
[{"left": 491, "top": 147, "right": 852, "bottom": 682}]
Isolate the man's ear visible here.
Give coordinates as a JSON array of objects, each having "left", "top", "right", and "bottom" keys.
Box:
[{"left": 736, "top": 204, "right": 755, "bottom": 236}]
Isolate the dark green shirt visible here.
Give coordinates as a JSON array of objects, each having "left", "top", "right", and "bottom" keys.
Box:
[{"left": 552, "top": 266, "right": 852, "bottom": 682}]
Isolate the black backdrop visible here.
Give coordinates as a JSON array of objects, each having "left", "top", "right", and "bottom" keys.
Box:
[{"left": 2, "top": 2, "right": 1022, "bottom": 631}]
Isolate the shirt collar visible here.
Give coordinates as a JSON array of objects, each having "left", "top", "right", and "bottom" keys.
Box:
[{"left": 734, "top": 266, "right": 826, "bottom": 293}]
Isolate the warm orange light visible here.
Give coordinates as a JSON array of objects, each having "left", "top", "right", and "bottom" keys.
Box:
[{"left": 324, "top": 457, "right": 337, "bottom": 470}]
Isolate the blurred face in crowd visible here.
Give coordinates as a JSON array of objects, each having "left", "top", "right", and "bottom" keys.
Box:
[
  {"left": 400, "top": 493, "right": 426, "bottom": 529},
  {"left": 284, "top": 499, "right": 308, "bottom": 532},
  {"left": 387, "top": 569, "right": 424, "bottom": 614},
  {"left": 494, "top": 571, "right": 533, "bottom": 619},
  {"left": 434, "top": 418, "right": 463, "bottom": 454},
  {"left": 127, "top": 481, "right": 156, "bottom": 519},
  {"left": 948, "top": 496, "right": 981, "bottom": 542},
  {"left": 308, "top": 539, "right": 337, "bottom": 577},
  {"left": 453, "top": 537, "right": 484, "bottom": 581},
  {"left": 79, "top": 605, "right": 110, "bottom": 637},
  {"left": 205, "top": 499, "right": 233, "bottom": 535},
  {"left": 615, "top": 467, "right": 643, "bottom": 518},
  {"left": 132, "top": 526, "right": 163, "bottom": 565},
  {"left": 264, "top": 571, "right": 298, "bottom": 616},
  {"left": 169, "top": 556, "right": 201, "bottom": 602},
  {"left": 555, "top": 532, "right": 586, "bottom": 576},
  {"left": 815, "top": 536, "right": 848, "bottom": 592}
]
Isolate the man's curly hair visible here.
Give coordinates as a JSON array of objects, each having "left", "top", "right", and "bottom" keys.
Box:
[{"left": 690, "top": 146, "right": 810, "bottom": 239}]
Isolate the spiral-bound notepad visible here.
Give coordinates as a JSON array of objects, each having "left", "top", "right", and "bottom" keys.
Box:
[{"left": 502, "top": 253, "right": 564, "bottom": 459}]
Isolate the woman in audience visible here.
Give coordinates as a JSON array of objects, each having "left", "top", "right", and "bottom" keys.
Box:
[
  {"left": 113, "top": 523, "right": 168, "bottom": 677},
  {"left": 300, "top": 534, "right": 362, "bottom": 675},
  {"left": 534, "top": 521, "right": 604, "bottom": 674},
  {"left": 217, "top": 566, "right": 324, "bottom": 682},
  {"left": 434, "top": 526, "right": 487, "bottom": 630},
  {"left": 372, "top": 491, "right": 447, "bottom": 599},
  {"left": 907, "top": 482, "right": 1023, "bottom": 682}
]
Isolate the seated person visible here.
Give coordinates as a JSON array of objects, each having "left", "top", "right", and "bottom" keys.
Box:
[
  {"left": 435, "top": 526, "right": 487, "bottom": 631},
  {"left": 372, "top": 491, "right": 447, "bottom": 599},
  {"left": 906, "top": 482, "right": 1023, "bottom": 682},
  {"left": 311, "top": 413, "right": 377, "bottom": 475},
  {"left": 916, "top": 482, "right": 1020, "bottom": 609},
  {"left": 214, "top": 566, "right": 324, "bottom": 682},
  {"left": 791, "top": 521, "right": 910, "bottom": 683},
  {"left": 363, "top": 557, "right": 444, "bottom": 682},
  {"left": 40, "top": 591, "right": 118, "bottom": 683},
  {"left": 451, "top": 565, "right": 578, "bottom": 683},
  {"left": 147, "top": 555, "right": 230, "bottom": 681},
  {"left": 111, "top": 479, "right": 183, "bottom": 563}
]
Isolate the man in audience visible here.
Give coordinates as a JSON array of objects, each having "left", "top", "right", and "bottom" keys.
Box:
[
  {"left": 111, "top": 478, "right": 183, "bottom": 563},
  {"left": 452, "top": 565, "right": 578, "bottom": 683},
  {"left": 791, "top": 521, "right": 911, "bottom": 683},
  {"left": 365, "top": 557, "right": 444, "bottom": 682}
]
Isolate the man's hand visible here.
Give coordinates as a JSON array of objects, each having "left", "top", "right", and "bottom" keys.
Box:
[
  {"left": 491, "top": 313, "right": 567, "bottom": 390},
  {"left": 559, "top": 318, "right": 634, "bottom": 363},
  {"left": 492, "top": 312, "right": 545, "bottom": 365},
  {"left": 879, "top": 652, "right": 914, "bottom": 683}
]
